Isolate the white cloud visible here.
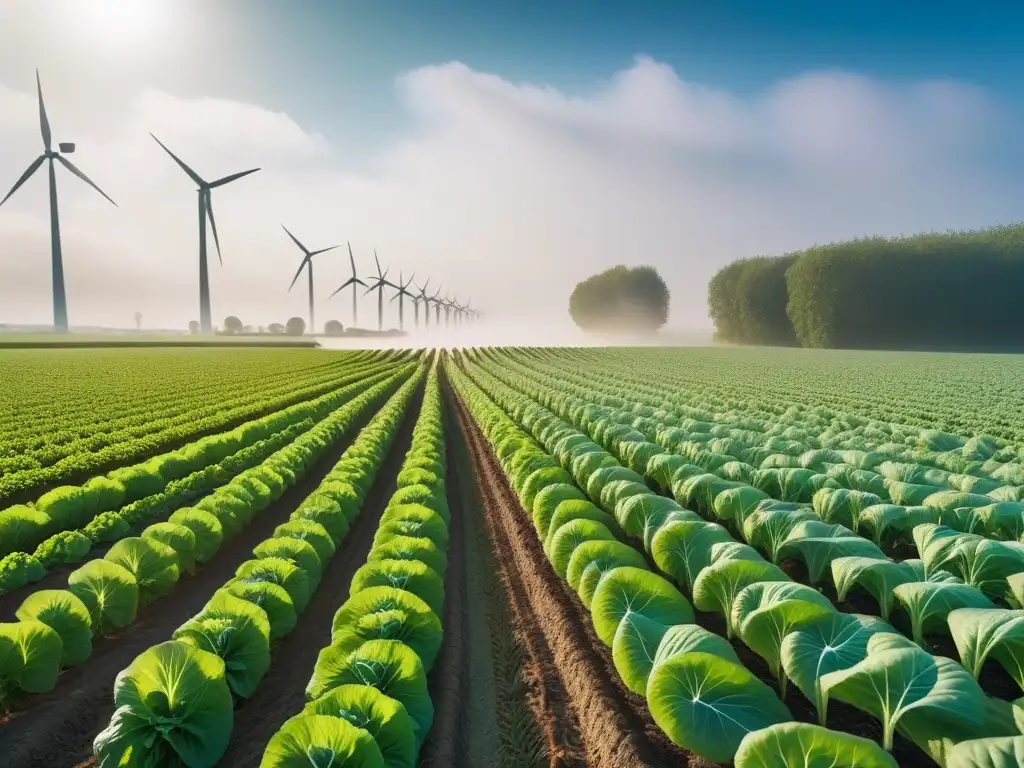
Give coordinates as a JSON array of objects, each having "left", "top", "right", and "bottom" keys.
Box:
[{"left": 0, "top": 56, "right": 1019, "bottom": 334}]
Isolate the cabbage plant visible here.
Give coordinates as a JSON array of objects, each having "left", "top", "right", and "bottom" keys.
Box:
[
  {"left": 92, "top": 641, "right": 233, "bottom": 767},
  {"left": 734, "top": 722, "right": 898, "bottom": 768}
]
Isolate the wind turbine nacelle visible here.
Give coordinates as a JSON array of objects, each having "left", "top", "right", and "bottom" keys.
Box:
[{"left": 58, "top": 142, "right": 76, "bottom": 154}]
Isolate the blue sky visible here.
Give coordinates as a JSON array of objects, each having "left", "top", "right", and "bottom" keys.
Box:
[
  {"left": 0, "top": 0, "right": 1022, "bottom": 332},
  {"left": 192, "top": 1, "right": 1024, "bottom": 149}
]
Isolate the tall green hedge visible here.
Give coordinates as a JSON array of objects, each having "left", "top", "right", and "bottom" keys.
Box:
[
  {"left": 708, "top": 224, "right": 1024, "bottom": 350},
  {"left": 707, "top": 256, "right": 796, "bottom": 346}
]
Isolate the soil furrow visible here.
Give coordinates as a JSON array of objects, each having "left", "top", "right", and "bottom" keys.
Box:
[
  {"left": 450, "top": 382, "right": 697, "bottom": 768},
  {"left": 216, "top": 381, "right": 425, "bottom": 767},
  {"left": 0, "top": 395, "right": 397, "bottom": 768}
]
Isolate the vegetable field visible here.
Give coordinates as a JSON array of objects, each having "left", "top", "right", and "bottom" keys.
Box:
[{"left": 2, "top": 345, "right": 1024, "bottom": 767}]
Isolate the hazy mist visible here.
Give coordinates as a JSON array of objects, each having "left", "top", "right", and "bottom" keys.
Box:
[{"left": 2, "top": 5, "right": 1022, "bottom": 333}]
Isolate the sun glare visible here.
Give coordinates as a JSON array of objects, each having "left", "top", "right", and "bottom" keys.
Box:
[{"left": 67, "top": 0, "right": 164, "bottom": 48}]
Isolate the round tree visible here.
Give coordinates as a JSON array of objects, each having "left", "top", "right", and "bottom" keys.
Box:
[
  {"left": 223, "top": 316, "right": 243, "bottom": 334},
  {"left": 324, "top": 320, "right": 344, "bottom": 336},
  {"left": 569, "top": 265, "right": 669, "bottom": 333},
  {"left": 268, "top": 323, "right": 285, "bottom": 334},
  {"left": 285, "top": 317, "right": 306, "bottom": 336}
]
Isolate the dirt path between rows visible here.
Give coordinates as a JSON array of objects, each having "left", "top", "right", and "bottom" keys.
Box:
[
  {"left": 448, "top": 380, "right": 698, "bottom": 768},
  {"left": 216, "top": 381, "right": 425, "bottom": 766},
  {"left": 0, "top": 384, "right": 408, "bottom": 768}
]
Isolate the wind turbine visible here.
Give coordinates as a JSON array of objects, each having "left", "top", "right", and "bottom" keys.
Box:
[
  {"left": 389, "top": 271, "right": 415, "bottom": 331},
  {"left": 464, "top": 297, "right": 475, "bottom": 324},
  {"left": 362, "top": 250, "right": 395, "bottom": 331},
  {"left": 429, "top": 285, "right": 444, "bottom": 326},
  {"left": 283, "top": 225, "right": 338, "bottom": 333},
  {"left": 442, "top": 293, "right": 456, "bottom": 327},
  {"left": 328, "top": 242, "right": 367, "bottom": 328},
  {"left": 0, "top": 71, "right": 117, "bottom": 332},
  {"left": 150, "top": 134, "right": 259, "bottom": 333},
  {"left": 413, "top": 277, "right": 431, "bottom": 329}
]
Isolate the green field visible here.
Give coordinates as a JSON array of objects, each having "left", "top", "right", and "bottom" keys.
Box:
[{"left": 1, "top": 344, "right": 1022, "bottom": 768}]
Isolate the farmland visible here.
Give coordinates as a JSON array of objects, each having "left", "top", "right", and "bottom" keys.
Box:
[{"left": 2, "top": 345, "right": 1024, "bottom": 767}]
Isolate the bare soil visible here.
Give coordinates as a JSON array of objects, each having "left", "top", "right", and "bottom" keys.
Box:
[{"left": 449, "top": 382, "right": 702, "bottom": 768}]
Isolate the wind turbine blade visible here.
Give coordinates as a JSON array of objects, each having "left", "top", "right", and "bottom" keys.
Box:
[
  {"left": 362, "top": 285, "right": 376, "bottom": 298},
  {"left": 150, "top": 134, "right": 205, "bottom": 186},
  {"left": 347, "top": 242, "right": 357, "bottom": 276},
  {"left": 281, "top": 224, "right": 309, "bottom": 254},
  {"left": 206, "top": 193, "right": 223, "bottom": 266},
  {"left": 328, "top": 283, "right": 348, "bottom": 299},
  {"left": 374, "top": 249, "right": 382, "bottom": 277},
  {"left": 209, "top": 167, "right": 260, "bottom": 188},
  {"left": 309, "top": 245, "right": 340, "bottom": 257},
  {"left": 0, "top": 155, "right": 45, "bottom": 207},
  {"left": 36, "top": 71, "right": 52, "bottom": 152},
  {"left": 288, "top": 260, "right": 307, "bottom": 291},
  {"left": 55, "top": 155, "right": 117, "bottom": 206},
  {"left": 405, "top": 272, "right": 415, "bottom": 289}
]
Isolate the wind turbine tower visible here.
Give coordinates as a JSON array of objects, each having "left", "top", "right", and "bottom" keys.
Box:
[
  {"left": 283, "top": 224, "right": 339, "bottom": 333},
  {"left": 363, "top": 250, "right": 395, "bottom": 331},
  {"left": 328, "top": 243, "right": 367, "bottom": 328},
  {"left": 151, "top": 134, "right": 260, "bottom": 333},
  {"left": 389, "top": 271, "right": 415, "bottom": 331},
  {"left": 0, "top": 71, "right": 117, "bottom": 332}
]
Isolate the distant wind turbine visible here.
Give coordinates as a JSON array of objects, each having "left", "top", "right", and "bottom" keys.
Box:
[
  {"left": 328, "top": 242, "right": 367, "bottom": 328},
  {"left": 150, "top": 134, "right": 259, "bottom": 333},
  {"left": 0, "top": 70, "right": 117, "bottom": 332},
  {"left": 362, "top": 250, "right": 395, "bottom": 331},
  {"left": 413, "top": 278, "right": 431, "bottom": 329},
  {"left": 389, "top": 271, "right": 415, "bottom": 331},
  {"left": 429, "top": 284, "right": 444, "bottom": 326},
  {"left": 443, "top": 294, "right": 456, "bottom": 327},
  {"left": 283, "top": 225, "right": 339, "bottom": 333}
]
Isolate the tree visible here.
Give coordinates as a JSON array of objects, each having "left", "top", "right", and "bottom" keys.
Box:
[
  {"left": 223, "top": 316, "right": 243, "bottom": 334},
  {"left": 188, "top": 320, "right": 200, "bottom": 334},
  {"left": 285, "top": 317, "right": 306, "bottom": 336},
  {"left": 134, "top": 311, "right": 143, "bottom": 331},
  {"left": 268, "top": 323, "right": 285, "bottom": 334},
  {"left": 569, "top": 265, "right": 669, "bottom": 333},
  {"left": 324, "top": 320, "right": 344, "bottom": 336}
]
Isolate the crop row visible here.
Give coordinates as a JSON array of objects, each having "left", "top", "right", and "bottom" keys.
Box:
[
  {"left": 455, "top": 351, "right": 1024, "bottom": 765},
  {"left": 87, "top": 359, "right": 426, "bottom": 766},
  {"left": 0, "top": 351, "right": 378, "bottom": 464},
  {"left": 478, "top": 352, "right": 1024, "bottom": 659},
  {"left": 0, "top": 359, "right": 407, "bottom": 582},
  {"left": 0, "top": 351, "right": 405, "bottom": 504},
  {"left": 259, "top": 357, "right": 450, "bottom": 766},
  {"left": 0, "top": 348, "right": 364, "bottom": 447},
  {"left": 502, "top": 347, "right": 1024, "bottom": 495},
  {"left": 0, "top": 363, "right": 416, "bottom": 716},
  {"left": 546, "top": 346, "right": 1024, "bottom": 445}
]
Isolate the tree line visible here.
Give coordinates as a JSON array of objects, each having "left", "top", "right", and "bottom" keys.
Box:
[{"left": 708, "top": 224, "right": 1024, "bottom": 350}]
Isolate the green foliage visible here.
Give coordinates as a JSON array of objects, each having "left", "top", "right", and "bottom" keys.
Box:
[
  {"left": 568, "top": 265, "right": 670, "bottom": 333},
  {"left": 16, "top": 590, "right": 93, "bottom": 667},
  {"left": 647, "top": 651, "right": 792, "bottom": 763},
  {"left": 735, "top": 722, "right": 898, "bottom": 768},
  {"left": 92, "top": 641, "right": 234, "bottom": 767},
  {"left": 784, "top": 225, "right": 1024, "bottom": 349},
  {"left": 261, "top": 714, "right": 386, "bottom": 767},
  {"left": 821, "top": 633, "right": 987, "bottom": 750}
]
